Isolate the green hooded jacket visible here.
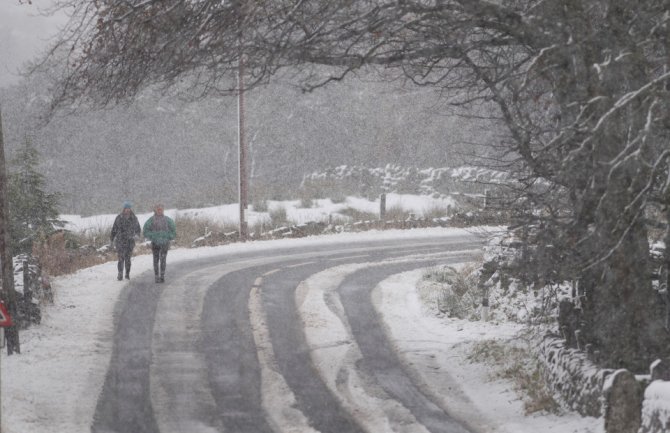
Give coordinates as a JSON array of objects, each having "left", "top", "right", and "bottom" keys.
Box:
[{"left": 143, "top": 215, "right": 176, "bottom": 246}]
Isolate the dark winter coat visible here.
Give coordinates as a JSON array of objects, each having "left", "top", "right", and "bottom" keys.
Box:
[
  {"left": 111, "top": 212, "right": 141, "bottom": 252},
  {"left": 143, "top": 215, "right": 176, "bottom": 246}
]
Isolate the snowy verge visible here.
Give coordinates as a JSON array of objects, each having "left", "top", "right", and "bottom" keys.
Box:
[
  {"left": 373, "top": 269, "right": 604, "bottom": 433},
  {"left": 0, "top": 263, "right": 127, "bottom": 433}
]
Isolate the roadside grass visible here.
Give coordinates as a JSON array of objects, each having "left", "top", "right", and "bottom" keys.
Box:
[
  {"left": 36, "top": 246, "right": 109, "bottom": 278},
  {"left": 338, "top": 206, "right": 378, "bottom": 222},
  {"left": 385, "top": 204, "right": 410, "bottom": 221},
  {"left": 467, "top": 339, "right": 560, "bottom": 415},
  {"left": 422, "top": 203, "right": 452, "bottom": 219},
  {"left": 173, "top": 215, "right": 234, "bottom": 248},
  {"left": 76, "top": 224, "right": 112, "bottom": 250}
]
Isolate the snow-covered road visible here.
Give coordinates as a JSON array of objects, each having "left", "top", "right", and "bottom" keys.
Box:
[{"left": 1, "top": 228, "right": 601, "bottom": 433}]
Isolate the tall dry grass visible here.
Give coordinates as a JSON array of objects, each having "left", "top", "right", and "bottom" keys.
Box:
[
  {"left": 172, "top": 215, "right": 236, "bottom": 248},
  {"left": 467, "top": 339, "right": 560, "bottom": 414}
]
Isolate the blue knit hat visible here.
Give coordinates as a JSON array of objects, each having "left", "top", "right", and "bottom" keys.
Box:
[{"left": 123, "top": 201, "right": 132, "bottom": 209}]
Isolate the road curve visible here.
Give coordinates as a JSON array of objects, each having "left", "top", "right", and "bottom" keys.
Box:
[{"left": 91, "top": 232, "right": 484, "bottom": 433}]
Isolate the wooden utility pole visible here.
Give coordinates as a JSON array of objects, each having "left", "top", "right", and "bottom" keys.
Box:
[
  {"left": 0, "top": 107, "right": 19, "bottom": 356},
  {"left": 238, "top": 55, "right": 248, "bottom": 242},
  {"left": 237, "top": 2, "right": 248, "bottom": 242}
]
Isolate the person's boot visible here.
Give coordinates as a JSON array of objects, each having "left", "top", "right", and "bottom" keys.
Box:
[
  {"left": 125, "top": 273, "right": 130, "bottom": 280},
  {"left": 117, "top": 271, "right": 123, "bottom": 281},
  {"left": 155, "top": 275, "right": 160, "bottom": 283},
  {"left": 159, "top": 273, "right": 165, "bottom": 283}
]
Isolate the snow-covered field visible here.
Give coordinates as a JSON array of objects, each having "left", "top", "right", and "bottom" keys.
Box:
[{"left": 60, "top": 193, "right": 457, "bottom": 235}]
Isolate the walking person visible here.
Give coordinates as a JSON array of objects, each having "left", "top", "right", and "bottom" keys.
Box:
[
  {"left": 110, "top": 201, "right": 141, "bottom": 280},
  {"left": 143, "top": 204, "right": 176, "bottom": 283}
]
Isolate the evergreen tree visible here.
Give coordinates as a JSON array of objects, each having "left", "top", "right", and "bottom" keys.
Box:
[{"left": 8, "top": 136, "right": 63, "bottom": 254}]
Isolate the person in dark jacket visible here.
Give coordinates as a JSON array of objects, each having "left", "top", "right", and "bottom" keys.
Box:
[
  {"left": 143, "top": 203, "right": 176, "bottom": 283},
  {"left": 111, "top": 201, "right": 141, "bottom": 280}
]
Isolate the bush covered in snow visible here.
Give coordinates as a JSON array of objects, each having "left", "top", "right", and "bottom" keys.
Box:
[
  {"left": 12, "top": 254, "right": 48, "bottom": 328},
  {"left": 420, "top": 234, "right": 572, "bottom": 325},
  {"left": 419, "top": 264, "right": 481, "bottom": 320}
]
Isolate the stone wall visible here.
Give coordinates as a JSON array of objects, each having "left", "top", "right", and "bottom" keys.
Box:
[
  {"left": 535, "top": 334, "right": 613, "bottom": 417},
  {"left": 535, "top": 335, "right": 670, "bottom": 433}
]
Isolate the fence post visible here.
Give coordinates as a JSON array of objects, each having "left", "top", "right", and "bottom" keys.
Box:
[
  {"left": 603, "top": 369, "right": 642, "bottom": 433},
  {"left": 481, "top": 296, "right": 489, "bottom": 321},
  {"left": 650, "top": 359, "right": 670, "bottom": 381},
  {"left": 379, "top": 193, "right": 386, "bottom": 221}
]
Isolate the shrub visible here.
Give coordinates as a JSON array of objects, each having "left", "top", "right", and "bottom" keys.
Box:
[
  {"left": 299, "top": 197, "right": 314, "bottom": 209},
  {"left": 422, "top": 264, "right": 481, "bottom": 319},
  {"left": 269, "top": 205, "right": 288, "bottom": 227},
  {"left": 251, "top": 199, "right": 269, "bottom": 212},
  {"left": 385, "top": 204, "right": 410, "bottom": 221},
  {"left": 330, "top": 194, "right": 347, "bottom": 204},
  {"left": 422, "top": 204, "right": 452, "bottom": 219}
]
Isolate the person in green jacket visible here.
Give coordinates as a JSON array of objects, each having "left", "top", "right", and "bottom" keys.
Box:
[{"left": 143, "top": 203, "right": 176, "bottom": 283}]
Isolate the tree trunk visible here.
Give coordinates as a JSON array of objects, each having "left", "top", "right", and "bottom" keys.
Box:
[
  {"left": 0, "top": 107, "right": 20, "bottom": 354},
  {"left": 591, "top": 221, "right": 666, "bottom": 370}
]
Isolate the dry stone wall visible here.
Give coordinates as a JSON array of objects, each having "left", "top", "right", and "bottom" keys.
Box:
[
  {"left": 535, "top": 335, "right": 670, "bottom": 433},
  {"left": 535, "top": 334, "right": 613, "bottom": 417}
]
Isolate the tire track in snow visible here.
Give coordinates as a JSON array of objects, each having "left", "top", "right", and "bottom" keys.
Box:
[
  {"left": 297, "top": 251, "right": 477, "bottom": 432},
  {"left": 151, "top": 264, "right": 233, "bottom": 433},
  {"left": 373, "top": 270, "right": 498, "bottom": 433},
  {"left": 249, "top": 272, "right": 321, "bottom": 433},
  {"left": 152, "top": 258, "right": 286, "bottom": 433},
  {"left": 337, "top": 255, "right": 476, "bottom": 433}
]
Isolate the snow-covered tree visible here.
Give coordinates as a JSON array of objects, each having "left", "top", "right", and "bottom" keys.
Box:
[
  {"left": 9, "top": 136, "right": 63, "bottom": 254},
  {"left": 40, "top": 0, "right": 670, "bottom": 370}
]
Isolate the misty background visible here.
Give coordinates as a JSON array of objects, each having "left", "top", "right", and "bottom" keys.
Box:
[{"left": 0, "top": 1, "right": 496, "bottom": 215}]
